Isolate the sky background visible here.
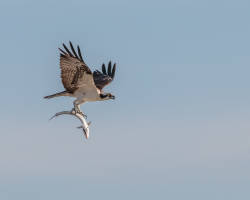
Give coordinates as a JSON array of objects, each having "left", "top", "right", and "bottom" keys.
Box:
[{"left": 0, "top": 0, "right": 250, "bottom": 199}]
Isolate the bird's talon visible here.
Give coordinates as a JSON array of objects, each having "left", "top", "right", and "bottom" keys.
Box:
[
  {"left": 80, "top": 112, "right": 87, "bottom": 119},
  {"left": 76, "top": 110, "right": 87, "bottom": 119},
  {"left": 71, "top": 108, "right": 76, "bottom": 115},
  {"left": 72, "top": 107, "right": 87, "bottom": 119}
]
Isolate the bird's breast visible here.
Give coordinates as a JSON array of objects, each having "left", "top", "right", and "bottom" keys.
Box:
[{"left": 74, "top": 88, "right": 100, "bottom": 102}]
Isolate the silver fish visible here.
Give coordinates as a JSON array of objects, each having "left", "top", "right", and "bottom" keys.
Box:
[{"left": 50, "top": 110, "right": 91, "bottom": 139}]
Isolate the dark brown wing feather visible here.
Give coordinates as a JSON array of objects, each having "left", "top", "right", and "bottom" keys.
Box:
[
  {"left": 59, "top": 42, "right": 92, "bottom": 93},
  {"left": 93, "top": 61, "right": 116, "bottom": 90}
]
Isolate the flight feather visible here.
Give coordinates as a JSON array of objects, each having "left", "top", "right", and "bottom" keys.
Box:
[{"left": 59, "top": 42, "right": 94, "bottom": 93}]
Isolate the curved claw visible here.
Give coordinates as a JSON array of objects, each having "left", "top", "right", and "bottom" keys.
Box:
[
  {"left": 72, "top": 108, "right": 87, "bottom": 119},
  {"left": 79, "top": 112, "right": 87, "bottom": 119},
  {"left": 77, "top": 111, "right": 87, "bottom": 119}
]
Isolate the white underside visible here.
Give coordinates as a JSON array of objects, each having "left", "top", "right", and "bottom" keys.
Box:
[
  {"left": 72, "top": 87, "right": 101, "bottom": 106},
  {"left": 65, "top": 73, "right": 105, "bottom": 110},
  {"left": 70, "top": 72, "right": 103, "bottom": 105}
]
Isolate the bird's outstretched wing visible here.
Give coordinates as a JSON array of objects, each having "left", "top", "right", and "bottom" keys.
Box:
[
  {"left": 59, "top": 42, "right": 96, "bottom": 93},
  {"left": 93, "top": 61, "right": 116, "bottom": 90}
]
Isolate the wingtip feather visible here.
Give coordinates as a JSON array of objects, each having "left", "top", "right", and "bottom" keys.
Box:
[
  {"left": 102, "top": 63, "right": 107, "bottom": 74},
  {"left": 77, "top": 45, "right": 84, "bottom": 62},
  {"left": 69, "top": 41, "right": 79, "bottom": 59},
  {"left": 111, "top": 63, "right": 116, "bottom": 79},
  {"left": 108, "top": 61, "right": 112, "bottom": 76},
  {"left": 63, "top": 43, "right": 73, "bottom": 56}
]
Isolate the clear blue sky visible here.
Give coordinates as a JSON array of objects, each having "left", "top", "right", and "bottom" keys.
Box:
[{"left": 0, "top": 0, "right": 250, "bottom": 199}]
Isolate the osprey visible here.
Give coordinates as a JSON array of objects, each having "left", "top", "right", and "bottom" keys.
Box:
[{"left": 44, "top": 41, "right": 116, "bottom": 117}]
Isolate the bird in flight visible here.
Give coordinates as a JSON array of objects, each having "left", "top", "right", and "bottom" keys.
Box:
[{"left": 44, "top": 41, "right": 116, "bottom": 117}]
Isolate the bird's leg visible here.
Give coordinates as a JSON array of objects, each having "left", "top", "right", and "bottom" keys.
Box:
[
  {"left": 73, "top": 100, "right": 87, "bottom": 119},
  {"left": 71, "top": 106, "right": 87, "bottom": 119}
]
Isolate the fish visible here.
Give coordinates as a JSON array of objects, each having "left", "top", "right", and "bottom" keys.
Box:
[{"left": 50, "top": 110, "right": 91, "bottom": 139}]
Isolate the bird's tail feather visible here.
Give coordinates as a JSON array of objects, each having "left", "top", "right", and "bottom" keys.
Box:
[{"left": 44, "top": 91, "right": 70, "bottom": 99}]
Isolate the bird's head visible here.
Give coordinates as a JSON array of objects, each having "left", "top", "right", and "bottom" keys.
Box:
[{"left": 100, "top": 93, "right": 115, "bottom": 100}]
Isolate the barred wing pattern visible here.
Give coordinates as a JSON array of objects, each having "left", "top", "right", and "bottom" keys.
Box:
[
  {"left": 93, "top": 61, "right": 116, "bottom": 90},
  {"left": 59, "top": 42, "right": 93, "bottom": 93}
]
